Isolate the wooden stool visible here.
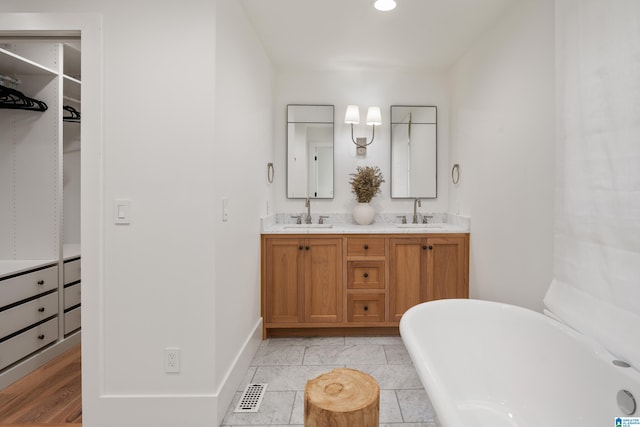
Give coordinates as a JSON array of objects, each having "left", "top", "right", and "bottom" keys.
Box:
[{"left": 304, "top": 367, "right": 379, "bottom": 426}]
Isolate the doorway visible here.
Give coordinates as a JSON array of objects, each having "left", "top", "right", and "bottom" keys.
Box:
[{"left": 0, "top": 13, "right": 102, "bottom": 426}]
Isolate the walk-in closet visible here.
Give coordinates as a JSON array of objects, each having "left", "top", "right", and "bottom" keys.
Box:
[{"left": 0, "top": 39, "right": 82, "bottom": 389}]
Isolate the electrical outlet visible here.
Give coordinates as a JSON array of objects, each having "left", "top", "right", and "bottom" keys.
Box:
[{"left": 164, "top": 348, "right": 180, "bottom": 373}]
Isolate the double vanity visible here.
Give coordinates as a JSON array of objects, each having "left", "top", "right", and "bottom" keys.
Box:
[
  {"left": 261, "top": 216, "right": 469, "bottom": 338},
  {"left": 271, "top": 104, "right": 467, "bottom": 337}
]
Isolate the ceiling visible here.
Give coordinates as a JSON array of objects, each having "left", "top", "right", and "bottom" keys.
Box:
[{"left": 239, "top": 0, "right": 519, "bottom": 72}]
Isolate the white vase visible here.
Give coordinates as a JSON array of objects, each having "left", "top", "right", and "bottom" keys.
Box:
[{"left": 353, "top": 203, "right": 375, "bottom": 225}]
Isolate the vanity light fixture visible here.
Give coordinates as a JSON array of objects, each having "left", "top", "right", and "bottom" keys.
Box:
[
  {"left": 345, "top": 105, "right": 382, "bottom": 156},
  {"left": 374, "top": 0, "right": 397, "bottom": 12}
]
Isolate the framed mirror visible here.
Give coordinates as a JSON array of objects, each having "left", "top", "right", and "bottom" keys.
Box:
[
  {"left": 287, "top": 105, "right": 334, "bottom": 199},
  {"left": 390, "top": 105, "right": 437, "bottom": 198}
]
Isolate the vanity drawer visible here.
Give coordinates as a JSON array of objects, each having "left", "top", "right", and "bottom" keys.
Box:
[
  {"left": 64, "top": 307, "right": 81, "bottom": 335},
  {"left": 0, "top": 317, "right": 58, "bottom": 371},
  {"left": 64, "top": 283, "right": 81, "bottom": 310},
  {"left": 347, "top": 293, "right": 385, "bottom": 323},
  {"left": 347, "top": 261, "right": 385, "bottom": 289},
  {"left": 0, "top": 265, "right": 58, "bottom": 309},
  {"left": 347, "top": 238, "right": 385, "bottom": 257},
  {"left": 0, "top": 292, "right": 59, "bottom": 339},
  {"left": 64, "top": 259, "right": 81, "bottom": 285}
]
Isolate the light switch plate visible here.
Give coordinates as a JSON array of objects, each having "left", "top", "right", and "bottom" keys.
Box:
[{"left": 113, "top": 199, "right": 131, "bottom": 224}]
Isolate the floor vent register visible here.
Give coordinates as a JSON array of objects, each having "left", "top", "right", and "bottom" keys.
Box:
[{"left": 234, "top": 383, "right": 268, "bottom": 413}]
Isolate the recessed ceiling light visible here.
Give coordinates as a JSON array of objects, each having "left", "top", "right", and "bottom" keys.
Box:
[{"left": 374, "top": 0, "right": 396, "bottom": 12}]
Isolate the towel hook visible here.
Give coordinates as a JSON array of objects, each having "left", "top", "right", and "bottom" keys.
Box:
[
  {"left": 451, "top": 163, "right": 460, "bottom": 184},
  {"left": 267, "top": 162, "right": 274, "bottom": 183}
]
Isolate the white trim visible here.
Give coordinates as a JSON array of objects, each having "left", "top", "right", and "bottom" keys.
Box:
[{"left": 215, "top": 317, "right": 263, "bottom": 426}]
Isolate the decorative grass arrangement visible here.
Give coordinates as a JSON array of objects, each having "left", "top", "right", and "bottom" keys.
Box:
[{"left": 349, "top": 166, "right": 385, "bottom": 203}]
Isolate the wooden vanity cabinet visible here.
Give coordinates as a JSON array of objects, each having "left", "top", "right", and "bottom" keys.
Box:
[
  {"left": 426, "top": 236, "right": 468, "bottom": 301},
  {"left": 344, "top": 236, "right": 387, "bottom": 325},
  {"left": 263, "top": 237, "right": 343, "bottom": 326},
  {"left": 389, "top": 238, "right": 428, "bottom": 323},
  {"left": 262, "top": 233, "right": 468, "bottom": 337},
  {"left": 389, "top": 235, "right": 468, "bottom": 322}
]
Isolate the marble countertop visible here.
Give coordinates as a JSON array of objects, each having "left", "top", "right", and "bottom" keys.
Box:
[{"left": 261, "top": 212, "right": 470, "bottom": 235}]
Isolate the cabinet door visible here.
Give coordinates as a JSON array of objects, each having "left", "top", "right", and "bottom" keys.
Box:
[
  {"left": 426, "top": 236, "right": 468, "bottom": 300},
  {"left": 389, "top": 238, "right": 428, "bottom": 322},
  {"left": 265, "top": 238, "right": 304, "bottom": 323},
  {"left": 304, "top": 238, "right": 343, "bottom": 323}
]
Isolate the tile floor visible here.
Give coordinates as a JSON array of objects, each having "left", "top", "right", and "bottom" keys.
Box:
[{"left": 221, "top": 336, "right": 439, "bottom": 427}]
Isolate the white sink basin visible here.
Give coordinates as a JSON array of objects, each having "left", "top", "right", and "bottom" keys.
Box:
[
  {"left": 283, "top": 223, "right": 333, "bottom": 229},
  {"left": 396, "top": 223, "right": 444, "bottom": 229}
]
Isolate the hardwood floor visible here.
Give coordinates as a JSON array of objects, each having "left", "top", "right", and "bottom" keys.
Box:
[{"left": 0, "top": 345, "right": 81, "bottom": 426}]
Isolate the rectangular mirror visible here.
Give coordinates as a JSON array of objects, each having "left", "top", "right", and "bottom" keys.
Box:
[
  {"left": 287, "top": 105, "right": 334, "bottom": 199},
  {"left": 390, "top": 105, "right": 437, "bottom": 198}
]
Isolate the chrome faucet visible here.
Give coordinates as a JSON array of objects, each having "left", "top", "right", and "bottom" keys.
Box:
[
  {"left": 305, "top": 197, "right": 312, "bottom": 224},
  {"left": 413, "top": 198, "right": 422, "bottom": 224}
]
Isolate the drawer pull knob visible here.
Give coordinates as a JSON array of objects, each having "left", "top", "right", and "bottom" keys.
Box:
[
  {"left": 364, "top": 245, "right": 369, "bottom": 250},
  {"left": 38, "top": 334, "right": 45, "bottom": 340},
  {"left": 299, "top": 245, "right": 304, "bottom": 250},
  {"left": 363, "top": 306, "right": 369, "bottom": 311},
  {"left": 38, "top": 307, "right": 45, "bottom": 312},
  {"left": 428, "top": 245, "right": 433, "bottom": 250},
  {"left": 37, "top": 280, "right": 44, "bottom": 285},
  {"left": 363, "top": 273, "right": 369, "bottom": 278},
  {"left": 305, "top": 246, "right": 310, "bottom": 250},
  {"left": 423, "top": 245, "right": 427, "bottom": 250}
]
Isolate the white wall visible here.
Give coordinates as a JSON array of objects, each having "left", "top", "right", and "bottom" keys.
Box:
[
  {"left": 274, "top": 69, "right": 450, "bottom": 216},
  {"left": 0, "top": 1, "right": 253, "bottom": 426},
  {"left": 449, "top": 0, "right": 555, "bottom": 311},
  {"left": 213, "top": 0, "right": 274, "bottom": 421}
]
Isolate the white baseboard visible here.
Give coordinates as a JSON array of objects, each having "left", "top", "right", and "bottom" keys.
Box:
[
  {"left": 216, "top": 317, "right": 263, "bottom": 426},
  {"left": 0, "top": 331, "right": 81, "bottom": 390},
  {"left": 86, "top": 394, "right": 219, "bottom": 427}
]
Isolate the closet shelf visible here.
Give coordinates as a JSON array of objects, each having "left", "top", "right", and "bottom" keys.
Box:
[
  {"left": 0, "top": 47, "right": 57, "bottom": 76},
  {"left": 0, "top": 84, "right": 48, "bottom": 112},
  {"left": 63, "top": 75, "right": 81, "bottom": 102}
]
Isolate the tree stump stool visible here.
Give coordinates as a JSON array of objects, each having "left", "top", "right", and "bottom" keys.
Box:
[{"left": 304, "top": 367, "right": 379, "bottom": 426}]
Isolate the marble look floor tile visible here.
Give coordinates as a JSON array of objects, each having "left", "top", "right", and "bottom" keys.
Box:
[
  {"left": 396, "top": 389, "right": 437, "bottom": 423},
  {"left": 345, "top": 336, "right": 404, "bottom": 345},
  {"left": 384, "top": 344, "right": 413, "bottom": 364},
  {"left": 252, "top": 365, "right": 343, "bottom": 391},
  {"left": 251, "top": 344, "right": 305, "bottom": 366},
  {"left": 380, "top": 389, "right": 403, "bottom": 423},
  {"left": 354, "top": 364, "right": 424, "bottom": 390},
  {"left": 290, "top": 391, "right": 304, "bottom": 425},
  {"left": 303, "top": 344, "right": 387, "bottom": 365},
  {"left": 265, "top": 336, "right": 346, "bottom": 347},
  {"left": 237, "top": 366, "right": 257, "bottom": 391},
  {"left": 221, "top": 391, "right": 295, "bottom": 426}
]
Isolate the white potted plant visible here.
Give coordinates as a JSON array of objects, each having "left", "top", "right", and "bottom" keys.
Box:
[{"left": 349, "top": 166, "right": 385, "bottom": 225}]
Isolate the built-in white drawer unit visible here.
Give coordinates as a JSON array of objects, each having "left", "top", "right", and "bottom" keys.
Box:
[
  {"left": 0, "top": 291, "right": 58, "bottom": 339},
  {"left": 64, "top": 306, "right": 81, "bottom": 335},
  {"left": 63, "top": 283, "right": 81, "bottom": 310},
  {"left": 0, "top": 317, "right": 58, "bottom": 371},
  {"left": 63, "top": 258, "right": 81, "bottom": 285},
  {"left": 0, "top": 265, "right": 58, "bottom": 309}
]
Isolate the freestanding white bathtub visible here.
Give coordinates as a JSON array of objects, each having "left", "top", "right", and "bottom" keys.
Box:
[{"left": 400, "top": 299, "right": 640, "bottom": 427}]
